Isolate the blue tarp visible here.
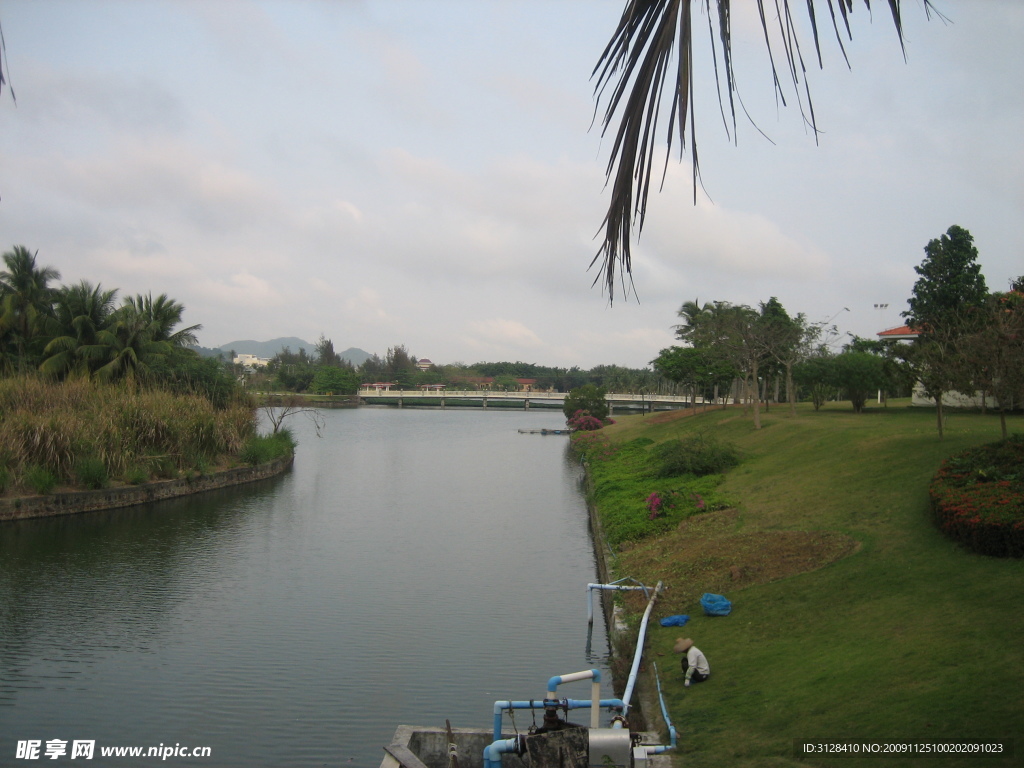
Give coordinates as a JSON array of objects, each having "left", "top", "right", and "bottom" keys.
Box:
[
  {"left": 659, "top": 614, "right": 690, "bottom": 627},
  {"left": 700, "top": 593, "right": 732, "bottom": 616}
]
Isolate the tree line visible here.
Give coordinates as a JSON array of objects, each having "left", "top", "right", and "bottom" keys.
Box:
[
  {"left": 243, "top": 341, "right": 679, "bottom": 397},
  {"left": 0, "top": 245, "right": 240, "bottom": 407},
  {"left": 652, "top": 225, "right": 1024, "bottom": 437}
]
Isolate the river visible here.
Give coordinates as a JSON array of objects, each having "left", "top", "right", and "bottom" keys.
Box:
[{"left": 0, "top": 407, "right": 612, "bottom": 767}]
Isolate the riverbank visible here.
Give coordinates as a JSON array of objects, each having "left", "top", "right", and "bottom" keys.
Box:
[
  {"left": 0, "top": 456, "right": 293, "bottom": 522},
  {"left": 580, "top": 402, "right": 1023, "bottom": 767}
]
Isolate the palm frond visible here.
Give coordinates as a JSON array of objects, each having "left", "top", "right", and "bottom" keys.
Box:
[{"left": 591, "top": 0, "right": 926, "bottom": 301}]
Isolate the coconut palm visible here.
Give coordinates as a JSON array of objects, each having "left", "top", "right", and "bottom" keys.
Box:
[
  {"left": 0, "top": 245, "right": 61, "bottom": 371},
  {"left": 673, "top": 299, "right": 712, "bottom": 342},
  {"left": 591, "top": 1, "right": 938, "bottom": 300},
  {"left": 84, "top": 304, "right": 173, "bottom": 384},
  {"left": 40, "top": 281, "right": 119, "bottom": 378},
  {"left": 124, "top": 292, "right": 201, "bottom": 347}
]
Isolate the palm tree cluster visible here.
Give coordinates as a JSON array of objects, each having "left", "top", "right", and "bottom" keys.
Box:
[
  {"left": 657, "top": 297, "right": 815, "bottom": 428},
  {"left": 0, "top": 245, "right": 202, "bottom": 384}
]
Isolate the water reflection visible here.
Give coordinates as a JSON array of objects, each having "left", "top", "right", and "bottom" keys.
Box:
[{"left": 1, "top": 408, "right": 609, "bottom": 767}]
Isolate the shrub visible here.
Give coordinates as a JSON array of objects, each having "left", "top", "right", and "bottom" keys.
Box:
[
  {"left": 23, "top": 465, "right": 58, "bottom": 495},
  {"left": 563, "top": 385, "right": 609, "bottom": 422},
  {"left": 929, "top": 436, "right": 1024, "bottom": 557},
  {"left": 567, "top": 409, "right": 604, "bottom": 431},
  {"left": 570, "top": 430, "right": 617, "bottom": 462},
  {"left": 75, "top": 456, "right": 108, "bottom": 490},
  {"left": 651, "top": 433, "right": 740, "bottom": 477},
  {"left": 124, "top": 465, "right": 149, "bottom": 485},
  {"left": 0, "top": 465, "right": 10, "bottom": 494},
  {"left": 240, "top": 428, "right": 296, "bottom": 466}
]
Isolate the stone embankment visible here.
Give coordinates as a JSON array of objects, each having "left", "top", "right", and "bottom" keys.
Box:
[{"left": 0, "top": 456, "right": 293, "bottom": 522}]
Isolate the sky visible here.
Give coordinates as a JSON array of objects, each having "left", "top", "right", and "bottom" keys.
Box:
[{"left": 1, "top": 1, "right": 1021, "bottom": 369}]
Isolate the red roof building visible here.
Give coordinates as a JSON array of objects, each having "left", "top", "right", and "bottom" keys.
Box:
[{"left": 877, "top": 325, "right": 920, "bottom": 341}]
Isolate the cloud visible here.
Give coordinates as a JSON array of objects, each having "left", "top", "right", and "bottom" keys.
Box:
[{"left": 461, "top": 318, "right": 544, "bottom": 358}]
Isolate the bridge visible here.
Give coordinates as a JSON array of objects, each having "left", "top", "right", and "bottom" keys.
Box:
[{"left": 358, "top": 388, "right": 703, "bottom": 412}]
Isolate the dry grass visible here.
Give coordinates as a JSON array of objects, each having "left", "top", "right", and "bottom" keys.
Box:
[
  {"left": 0, "top": 376, "right": 256, "bottom": 492},
  {"left": 615, "top": 508, "right": 858, "bottom": 617}
]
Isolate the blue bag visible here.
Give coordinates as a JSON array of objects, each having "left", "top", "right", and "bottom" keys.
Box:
[
  {"left": 659, "top": 614, "right": 690, "bottom": 627},
  {"left": 700, "top": 593, "right": 732, "bottom": 616}
]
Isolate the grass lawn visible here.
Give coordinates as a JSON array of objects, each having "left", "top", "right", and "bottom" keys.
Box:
[{"left": 589, "top": 400, "right": 1023, "bottom": 768}]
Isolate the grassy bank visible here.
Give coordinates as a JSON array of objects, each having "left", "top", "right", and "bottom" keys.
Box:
[
  {"left": 0, "top": 377, "right": 291, "bottom": 496},
  {"left": 585, "top": 401, "right": 1023, "bottom": 768}
]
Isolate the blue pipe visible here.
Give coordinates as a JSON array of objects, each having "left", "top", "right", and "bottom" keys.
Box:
[
  {"left": 652, "top": 662, "right": 678, "bottom": 749},
  {"left": 483, "top": 736, "right": 525, "bottom": 768},
  {"left": 586, "top": 581, "right": 650, "bottom": 624}
]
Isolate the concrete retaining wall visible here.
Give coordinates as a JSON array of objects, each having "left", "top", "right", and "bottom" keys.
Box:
[{"left": 0, "top": 456, "right": 293, "bottom": 522}]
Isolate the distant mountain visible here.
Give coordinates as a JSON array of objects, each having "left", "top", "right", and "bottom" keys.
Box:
[
  {"left": 217, "top": 337, "right": 314, "bottom": 359},
  {"left": 213, "top": 337, "right": 373, "bottom": 366},
  {"left": 337, "top": 347, "right": 372, "bottom": 367},
  {"left": 190, "top": 345, "right": 225, "bottom": 359}
]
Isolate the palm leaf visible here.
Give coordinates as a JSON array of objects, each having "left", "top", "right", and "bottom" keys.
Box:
[{"left": 591, "top": 0, "right": 932, "bottom": 301}]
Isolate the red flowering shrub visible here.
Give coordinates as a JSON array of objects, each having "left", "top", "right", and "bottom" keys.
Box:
[
  {"left": 929, "top": 436, "right": 1024, "bottom": 557},
  {"left": 567, "top": 409, "right": 605, "bottom": 432}
]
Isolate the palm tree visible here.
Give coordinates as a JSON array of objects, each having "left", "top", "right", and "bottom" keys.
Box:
[
  {"left": 673, "top": 298, "right": 711, "bottom": 342},
  {"left": 0, "top": 245, "right": 61, "bottom": 372},
  {"left": 124, "top": 292, "right": 201, "bottom": 347},
  {"left": 84, "top": 304, "right": 173, "bottom": 384},
  {"left": 591, "top": 1, "right": 938, "bottom": 300},
  {"left": 40, "top": 281, "right": 119, "bottom": 378}
]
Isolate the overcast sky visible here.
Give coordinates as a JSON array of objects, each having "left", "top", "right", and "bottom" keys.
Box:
[{"left": 2, "top": 1, "right": 1021, "bottom": 368}]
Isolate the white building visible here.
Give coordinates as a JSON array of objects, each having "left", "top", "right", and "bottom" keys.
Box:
[{"left": 233, "top": 353, "right": 270, "bottom": 368}]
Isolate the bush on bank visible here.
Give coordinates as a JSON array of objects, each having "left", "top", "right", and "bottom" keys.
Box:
[
  {"left": 929, "top": 435, "right": 1024, "bottom": 557},
  {"left": 0, "top": 376, "right": 262, "bottom": 494},
  {"left": 572, "top": 432, "right": 734, "bottom": 547}
]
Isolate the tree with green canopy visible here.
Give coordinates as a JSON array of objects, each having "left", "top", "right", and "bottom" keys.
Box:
[
  {"left": 903, "top": 225, "right": 989, "bottom": 437},
  {"left": 0, "top": 245, "right": 60, "bottom": 372},
  {"left": 831, "top": 351, "right": 887, "bottom": 413},
  {"left": 40, "top": 280, "right": 119, "bottom": 379},
  {"left": 563, "top": 383, "right": 609, "bottom": 422}
]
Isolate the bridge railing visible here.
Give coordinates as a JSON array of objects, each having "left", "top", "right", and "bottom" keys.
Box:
[{"left": 358, "top": 389, "right": 696, "bottom": 404}]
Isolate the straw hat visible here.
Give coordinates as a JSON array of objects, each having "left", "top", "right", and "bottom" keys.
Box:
[{"left": 673, "top": 637, "right": 693, "bottom": 654}]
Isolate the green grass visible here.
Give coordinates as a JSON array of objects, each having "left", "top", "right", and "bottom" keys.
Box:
[
  {"left": 589, "top": 401, "right": 1024, "bottom": 768},
  {"left": 239, "top": 428, "right": 296, "bottom": 465}
]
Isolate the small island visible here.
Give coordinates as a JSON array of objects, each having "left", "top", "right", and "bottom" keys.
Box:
[{"left": 0, "top": 246, "right": 294, "bottom": 520}]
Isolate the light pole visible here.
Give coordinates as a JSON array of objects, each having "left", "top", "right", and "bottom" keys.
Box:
[{"left": 874, "top": 303, "right": 890, "bottom": 403}]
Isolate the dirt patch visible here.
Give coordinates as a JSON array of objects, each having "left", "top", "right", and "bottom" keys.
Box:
[{"left": 614, "top": 508, "right": 859, "bottom": 617}]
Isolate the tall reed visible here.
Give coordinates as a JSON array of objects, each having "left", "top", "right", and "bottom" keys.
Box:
[{"left": 0, "top": 376, "right": 258, "bottom": 493}]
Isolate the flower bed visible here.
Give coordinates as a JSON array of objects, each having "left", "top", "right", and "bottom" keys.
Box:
[{"left": 929, "top": 435, "right": 1024, "bottom": 557}]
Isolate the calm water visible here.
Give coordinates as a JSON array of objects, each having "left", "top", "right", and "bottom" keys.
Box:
[{"left": 0, "top": 408, "right": 611, "bottom": 767}]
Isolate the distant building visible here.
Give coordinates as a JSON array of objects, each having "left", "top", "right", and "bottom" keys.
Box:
[
  {"left": 233, "top": 353, "right": 270, "bottom": 368},
  {"left": 415, "top": 358, "right": 434, "bottom": 371},
  {"left": 876, "top": 324, "right": 990, "bottom": 409}
]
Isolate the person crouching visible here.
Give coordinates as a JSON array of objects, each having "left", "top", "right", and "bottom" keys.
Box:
[{"left": 673, "top": 637, "right": 710, "bottom": 687}]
